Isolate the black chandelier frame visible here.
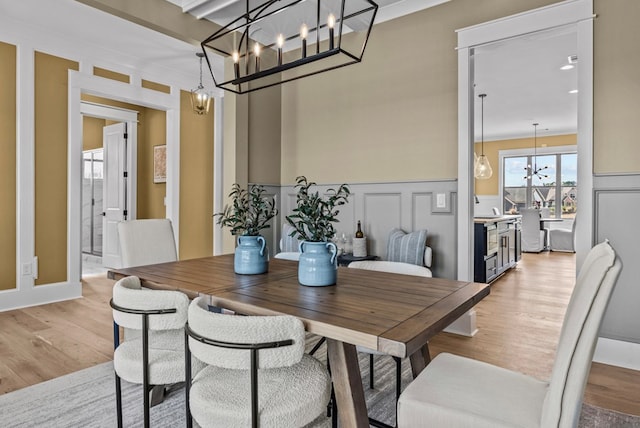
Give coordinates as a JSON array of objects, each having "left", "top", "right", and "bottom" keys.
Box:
[{"left": 201, "top": 0, "right": 378, "bottom": 94}]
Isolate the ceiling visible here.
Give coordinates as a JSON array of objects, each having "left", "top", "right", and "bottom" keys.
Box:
[{"left": 2, "top": 0, "right": 577, "bottom": 141}]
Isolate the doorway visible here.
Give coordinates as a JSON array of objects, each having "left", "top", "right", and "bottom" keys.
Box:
[
  {"left": 79, "top": 102, "right": 138, "bottom": 277},
  {"left": 456, "top": 0, "right": 594, "bottom": 281}
]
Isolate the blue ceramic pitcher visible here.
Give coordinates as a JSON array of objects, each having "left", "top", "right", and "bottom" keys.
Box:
[
  {"left": 234, "top": 235, "right": 268, "bottom": 275},
  {"left": 298, "top": 241, "right": 338, "bottom": 286}
]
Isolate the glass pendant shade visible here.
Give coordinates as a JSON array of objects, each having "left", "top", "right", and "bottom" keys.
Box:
[
  {"left": 190, "top": 84, "right": 211, "bottom": 115},
  {"left": 191, "top": 52, "right": 212, "bottom": 115},
  {"left": 475, "top": 154, "right": 493, "bottom": 179},
  {"left": 474, "top": 93, "right": 493, "bottom": 180}
]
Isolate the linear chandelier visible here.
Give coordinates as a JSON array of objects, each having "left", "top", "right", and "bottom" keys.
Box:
[
  {"left": 524, "top": 123, "right": 549, "bottom": 180},
  {"left": 201, "top": 0, "right": 378, "bottom": 94}
]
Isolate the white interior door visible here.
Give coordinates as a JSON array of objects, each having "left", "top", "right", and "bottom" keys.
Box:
[{"left": 102, "top": 122, "right": 127, "bottom": 268}]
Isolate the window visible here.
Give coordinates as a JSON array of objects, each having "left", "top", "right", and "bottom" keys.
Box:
[{"left": 502, "top": 148, "right": 577, "bottom": 219}]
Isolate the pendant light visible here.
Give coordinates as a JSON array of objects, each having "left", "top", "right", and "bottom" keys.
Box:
[
  {"left": 190, "top": 52, "right": 212, "bottom": 115},
  {"left": 524, "top": 123, "right": 549, "bottom": 180},
  {"left": 474, "top": 93, "right": 493, "bottom": 180}
]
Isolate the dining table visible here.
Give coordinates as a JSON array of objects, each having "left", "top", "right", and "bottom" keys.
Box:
[{"left": 108, "top": 255, "right": 490, "bottom": 428}]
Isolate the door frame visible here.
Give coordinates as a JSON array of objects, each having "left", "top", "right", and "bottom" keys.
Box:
[
  {"left": 69, "top": 72, "right": 181, "bottom": 285},
  {"left": 456, "top": 0, "right": 594, "bottom": 280}
]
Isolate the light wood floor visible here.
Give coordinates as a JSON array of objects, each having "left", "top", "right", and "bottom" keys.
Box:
[{"left": 1, "top": 252, "right": 639, "bottom": 416}]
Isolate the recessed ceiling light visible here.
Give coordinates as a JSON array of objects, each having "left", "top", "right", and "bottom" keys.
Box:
[
  {"left": 560, "top": 64, "right": 574, "bottom": 70},
  {"left": 569, "top": 89, "right": 578, "bottom": 94}
]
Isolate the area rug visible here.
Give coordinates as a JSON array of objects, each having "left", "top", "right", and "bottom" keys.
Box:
[{"left": 1, "top": 347, "right": 639, "bottom": 427}]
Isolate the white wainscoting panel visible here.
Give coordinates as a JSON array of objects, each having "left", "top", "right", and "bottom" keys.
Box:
[{"left": 593, "top": 173, "right": 640, "bottom": 369}]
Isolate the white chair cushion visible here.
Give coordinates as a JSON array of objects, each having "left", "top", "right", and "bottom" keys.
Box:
[
  {"left": 190, "top": 353, "right": 330, "bottom": 428},
  {"left": 398, "top": 352, "right": 549, "bottom": 428},
  {"left": 274, "top": 252, "right": 300, "bottom": 261},
  {"left": 349, "top": 260, "right": 432, "bottom": 277},
  {"left": 114, "top": 332, "right": 185, "bottom": 385}
]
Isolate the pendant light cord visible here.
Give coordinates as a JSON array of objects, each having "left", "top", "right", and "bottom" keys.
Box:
[{"left": 479, "top": 94, "right": 487, "bottom": 156}]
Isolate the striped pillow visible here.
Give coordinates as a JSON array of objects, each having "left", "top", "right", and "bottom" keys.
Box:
[
  {"left": 281, "top": 223, "right": 303, "bottom": 252},
  {"left": 386, "top": 228, "right": 428, "bottom": 266}
]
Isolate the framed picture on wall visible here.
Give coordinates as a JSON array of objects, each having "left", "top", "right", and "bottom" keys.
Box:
[{"left": 153, "top": 145, "right": 167, "bottom": 183}]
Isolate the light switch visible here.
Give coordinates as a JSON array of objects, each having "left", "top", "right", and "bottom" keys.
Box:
[{"left": 437, "top": 193, "right": 446, "bottom": 208}]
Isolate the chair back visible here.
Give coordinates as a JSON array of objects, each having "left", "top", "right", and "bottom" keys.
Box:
[
  {"left": 188, "top": 297, "right": 306, "bottom": 370},
  {"left": 118, "top": 219, "right": 177, "bottom": 268},
  {"left": 112, "top": 276, "right": 189, "bottom": 330},
  {"left": 349, "top": 260, "right": 432, "bottom": 277},
  {"left": 541, "top": 240, "right": 622, "bottom": 427}
]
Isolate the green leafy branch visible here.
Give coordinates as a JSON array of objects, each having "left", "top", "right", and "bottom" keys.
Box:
[{"left": 214, "top": 183, "right": 278, "bottom": 236}]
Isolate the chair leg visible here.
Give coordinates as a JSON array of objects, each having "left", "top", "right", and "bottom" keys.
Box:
[
  {"left": 185, "top": 329, "right": 193, "bottom": 428},
  {"left": 142, "top": 315, "right": 150, "bottom": 428},
  {"left": 150, "top": 385, "right": 165, "bottom": 407},
  {"left": 369, "top": 353, "right": 375, "bottom": 389},
  {"left": 115, "top": 373, "right": 123, "bottom": 428}
]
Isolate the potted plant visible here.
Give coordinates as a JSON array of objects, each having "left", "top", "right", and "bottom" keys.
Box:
[
  {"left": 286, "top": 176, "right": 350, "bottom": 286},
  {"left": 214, "top": 183, "right": 278, "bottom": 274}
]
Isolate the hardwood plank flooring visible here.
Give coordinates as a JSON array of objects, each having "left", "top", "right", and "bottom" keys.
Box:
[{"left": 0, "top": 254, "right": 639, "bottom": 416}]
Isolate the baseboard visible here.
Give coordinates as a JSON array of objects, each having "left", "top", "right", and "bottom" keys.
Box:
[
  {"left": 593, "top": 337, "right": 640, "bottom": 371},
  {"left": 0, "top": 281, "right": 82, "bottom": 312}
]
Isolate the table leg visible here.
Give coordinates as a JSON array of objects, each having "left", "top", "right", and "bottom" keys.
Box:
[
  {"left": 409, "top": 343, "right": 431, "bottom": 378},
  {"left": 326, "top": 339, "right": 370, "bottom": 428}
]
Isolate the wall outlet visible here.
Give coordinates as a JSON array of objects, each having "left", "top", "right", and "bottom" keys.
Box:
[
  {"left": 22, "top": 263, "right": 32, "bottom": 276},
  {"left": 437, "top": 193, "right": 447, "bottom": 208}
]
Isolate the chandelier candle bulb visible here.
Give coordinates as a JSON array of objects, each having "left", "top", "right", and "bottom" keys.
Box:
[
  {"left": 300, "top": 24, "right": 308, "bottom": 58},
  {"left": 328, "top": 14, "right": 335, "bottom": 50},
  {"left": 232, "top": 51, "right": 240, "bottom": 79},
  {"left": 254, "top": 43, "right": 261, "bottom": 73},
  {"left": 277, "top": 34, "right": 284, "bottom": 66}
]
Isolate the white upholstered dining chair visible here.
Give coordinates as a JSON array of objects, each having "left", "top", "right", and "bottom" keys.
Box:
[
  {"left": 397, "top": 240, "right": 622, "bottom": 428},
  {"left": 117, "top": 219, "right": 178, "bottom": 268},
  {"left": 550, "top": 215, "right": 577, "bottom": 253},
  {"left": 111, "top": 275, "right": 190, "bottom": 428},
  {"left": 185, "top": 296, "right": 331, "bottom": 428},
  {"left": 521, "top": 208, "right": 546, "bottom": 253},
  {"left": 348, "top": 260, "right": 432, "bottom": 405}
]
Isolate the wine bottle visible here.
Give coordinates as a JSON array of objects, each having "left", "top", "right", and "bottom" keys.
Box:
[{"left": 355, "top": 221, "right": 364, "bottom": 238}]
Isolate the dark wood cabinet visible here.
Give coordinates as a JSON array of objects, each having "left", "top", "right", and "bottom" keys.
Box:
[{"left": 474, "top": 216, "right": 521, "bottom": 283}]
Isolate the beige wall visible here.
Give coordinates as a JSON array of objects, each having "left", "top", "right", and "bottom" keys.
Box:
[
  {"left": 593, "top": 1, "right": 640, "bottom": 174},
  {"left": 475, "top": 134, "right": 577, "bottom": 195},
  {"left": 179, "top": 90, "right": 214, "bottom": 260},
  {"left": 279, "top": 0, "right": 561, "bottom": 185},
  {"left": 248, "top": 85, "right": 281, "bottom": 185},
  {"left": 0, "top": 42, "right": 16, "bottom": 291},
  {"left": 83, "top": 116, "right": 106, "bottom": 151},
  {"left": 34, "top": 52, "right": 79, "bottom": 285}
]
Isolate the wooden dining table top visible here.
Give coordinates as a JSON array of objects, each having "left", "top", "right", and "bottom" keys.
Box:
[{"left": 108, "top": 255, "right": 489, "bottom": 359}]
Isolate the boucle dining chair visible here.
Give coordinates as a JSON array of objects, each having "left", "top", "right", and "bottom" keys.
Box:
[
  {"left": 348, "top": 261, "right": 432, "bottom": 406},
  {"left": 117, "top": 219, "right": 178, "bottom": 268},
  {"left": 185, "top": 296, "right": 331, "bottom": 428},
  {"left": 111, "top": 275, "right": 190, "bottom": 428},
  {"left": 397, "top": 240, "right": 622, "bottom": 428}
]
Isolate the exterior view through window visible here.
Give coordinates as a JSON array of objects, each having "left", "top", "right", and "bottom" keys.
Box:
[{"left": 503, "top": 152, "right": 577, "bottom": 219}]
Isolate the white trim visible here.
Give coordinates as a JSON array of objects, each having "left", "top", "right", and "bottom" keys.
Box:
[
  {"left": 68, "top": 71, "right": 181, "bottom": 285},
  {"left": 80, "top": 101, "right": 138, "bottom": 122},
  {"left": 594, "top": 337, "right": 640, "bottom": 371},
  {"left": 213, "top": 96, "right": 224, "bottom": 255},
  {"left": 456, "top": 0, "right": 593, "bottom": 49},
  {"left": 457, "top": 0, "right": 594, "bottom": 285},
  {"left": 16, "top": 43, "right": 36, "bottom": 295},
  {"left": 0, "top": 281, "right": 81, "bottom": 312}
]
